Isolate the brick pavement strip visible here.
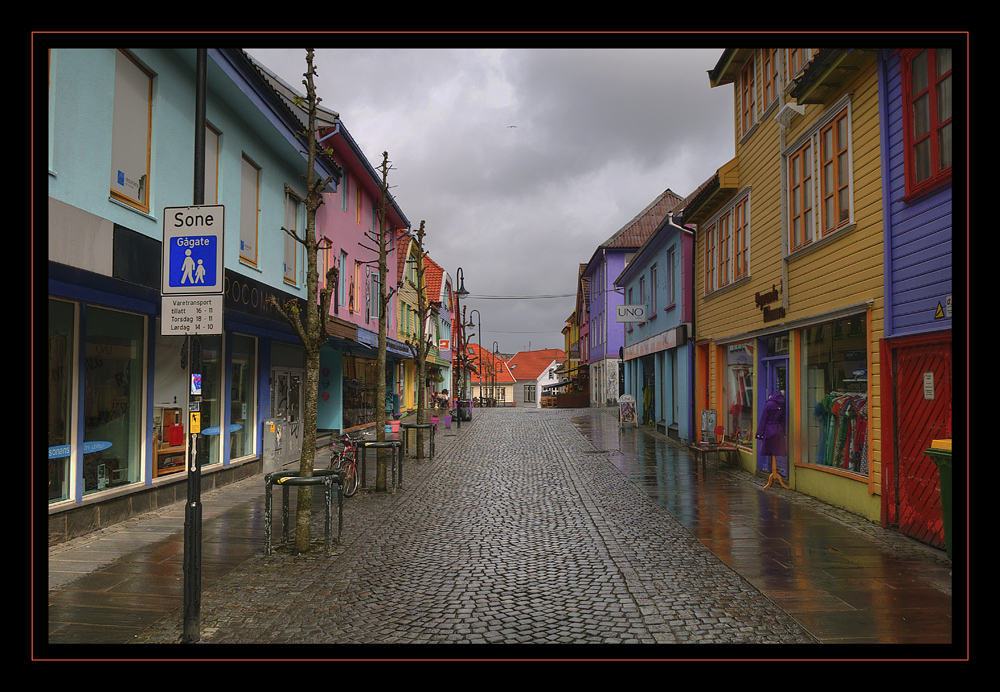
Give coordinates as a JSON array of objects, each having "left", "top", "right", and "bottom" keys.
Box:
[{"left": 132, "top": 408, "right": 818, "bottom": 647}]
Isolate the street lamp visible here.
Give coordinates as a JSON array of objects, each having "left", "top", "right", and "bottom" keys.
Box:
[
  {"left": 469, "top": 309, "right": 481, "bottom": 407},
  {"left": 493, "top": 341, "right": 499, "bottom": 408},
  {"left": 454, "top": 268, "right": 469, "bottom": 428}
]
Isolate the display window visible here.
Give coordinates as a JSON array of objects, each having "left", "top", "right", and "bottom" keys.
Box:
[
  {"left": 82, "top": 306, "right": 145, "bottom": 494},
  {"left": 48, "top": 299, "right": 76, "bottom": 502},
  {"left": 230, "top": 334, "right": 257, "bottom": 460},
  {"left": 801, "top": 314, "right": 869, "bottom": 474},
  {"left": 343, "top": 353, "right": 379, "bottom": 429},
  {"left": 723, "top": 341, "right": 755, "bottom": 445}
]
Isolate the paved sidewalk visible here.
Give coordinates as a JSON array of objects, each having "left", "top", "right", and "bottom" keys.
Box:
[{"left": 43, "top": 407, "right": 958, "bottom": 656}]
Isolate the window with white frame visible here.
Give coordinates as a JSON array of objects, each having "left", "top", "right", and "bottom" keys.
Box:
[
  {"left": 704, "top": 190, "right": 751, "bottom": 295},
  {"left": 784, "top": 96, "right": 855, "bottom": 253},
  {"left": 650, "top": 264, "right": 657, "bottom": 314},
  {"left": 761, "top": 49, "right": 779, "bottom": 111},
  {"left": 740, "top": 56, "right": 756, "bottom": 138}
]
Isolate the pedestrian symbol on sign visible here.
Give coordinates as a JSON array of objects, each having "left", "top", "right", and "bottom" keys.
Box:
[{"left": 170, "top": 236, "right": 217, "bottom": 288}]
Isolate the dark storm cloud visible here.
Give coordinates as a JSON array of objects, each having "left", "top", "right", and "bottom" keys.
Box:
[{"left": 246, "top": 47, "right": 733, "bottom": 350}]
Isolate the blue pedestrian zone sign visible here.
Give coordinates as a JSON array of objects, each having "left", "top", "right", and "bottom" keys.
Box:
[
  {"left": 162, "top": 205, "right": 225, "bottom": 295},
  {"left": 169, "top": 235, "right": 217, "bottom": 288}
]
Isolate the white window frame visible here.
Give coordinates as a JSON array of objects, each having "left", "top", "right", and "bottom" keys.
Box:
[
  {"left": 782, "top": 94, "right": 856, "bottom": 257},
  {"left": 703, "top": 188, "right": 752, "bottom": 295}
]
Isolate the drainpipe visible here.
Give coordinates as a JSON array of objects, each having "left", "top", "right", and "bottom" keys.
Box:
[
  {"left": 666, "top": 211, "right": 694, "bottom": 440},
  {"left": 317, "top": 118, "right": 341, "bottom": 145}
]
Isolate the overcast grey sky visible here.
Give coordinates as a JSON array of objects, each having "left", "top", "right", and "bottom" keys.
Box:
[{"left": 246, "top": 46, "right": 735, "bottom": 352}]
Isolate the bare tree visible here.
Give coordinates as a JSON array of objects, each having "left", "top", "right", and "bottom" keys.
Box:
[
  {"left": 406, "top": 222, "right": 434, "bottom": 458},
  {"left": 266, "top": 49, "right": 337, "bottom": 554},
  {"left": 366, "top": 152, "right": 396, "bottom": 490}
]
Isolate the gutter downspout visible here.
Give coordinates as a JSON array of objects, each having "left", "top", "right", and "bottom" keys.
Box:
[{"left": 666, "top": 211, "right": 695, "bottom": 441}]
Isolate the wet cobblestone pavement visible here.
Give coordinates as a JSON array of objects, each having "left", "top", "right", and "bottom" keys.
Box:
[{"left": 46, "top": 407, "right": 959, "bottom": 657}]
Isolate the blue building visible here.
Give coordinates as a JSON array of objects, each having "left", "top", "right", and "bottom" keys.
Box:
[
  {"left": 876, "top": 47, "right": 955, "bottom": 549},
  {"left": 615, "top": 212, "right": 696, "bottom": 442},
  {"left": 46, "top": 48, "right": 340, "bottom": 542},
  {"left": 581, "top": 189, "right": 684, "bottom": 406}
]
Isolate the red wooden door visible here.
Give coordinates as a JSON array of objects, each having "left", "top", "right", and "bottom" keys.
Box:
[{"left": 894, "top": 342, "right": 952, "bottom": 548}]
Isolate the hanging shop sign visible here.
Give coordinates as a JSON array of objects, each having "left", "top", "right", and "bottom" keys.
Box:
[{"left": 755, "top": 282, "right": 785, "bottom": 323}]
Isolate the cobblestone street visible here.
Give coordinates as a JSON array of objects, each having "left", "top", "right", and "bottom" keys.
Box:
[{"left": 48, "top": 407, "right": 956, "bottom": 656}]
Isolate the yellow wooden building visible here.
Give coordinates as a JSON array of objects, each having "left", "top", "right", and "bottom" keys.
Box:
[{"left": 680, "top": 49, "right": 885, "bottom": 522}]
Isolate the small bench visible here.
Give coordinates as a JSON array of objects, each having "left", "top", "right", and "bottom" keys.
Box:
[{"left": 689, "top": 425, "right": 739, "bottom": 468}]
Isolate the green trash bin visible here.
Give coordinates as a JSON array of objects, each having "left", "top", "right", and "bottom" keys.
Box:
[{"left": 925, "top": 440, "right": 953, "bottom": 559}]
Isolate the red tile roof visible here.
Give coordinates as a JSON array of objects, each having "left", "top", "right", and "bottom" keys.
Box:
[
  {"left": 505, "top": 348, "right": 566, "bottom": 381},
  {"left": 600, "top": 188, "right": 684, "bottom": 249}
]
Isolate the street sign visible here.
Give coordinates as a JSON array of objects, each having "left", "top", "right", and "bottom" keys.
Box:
[
  {"left": 161, "top": 294, "right": 224, "bottom": 335},
  {"left": 162, "top": 205, "right": 225, "bottom": 294}
]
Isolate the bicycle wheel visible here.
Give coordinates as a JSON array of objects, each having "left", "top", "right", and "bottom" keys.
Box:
[{"left": 342, "top": 458, "right": 359, "bottom": 497}]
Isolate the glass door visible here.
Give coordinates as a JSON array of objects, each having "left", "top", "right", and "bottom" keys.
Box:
[
  {"left": 270, "top": 369, "right": 303, "bottom": 463},
  {"left": 758, "top": 356, "right": 788, "bottom": 476}
]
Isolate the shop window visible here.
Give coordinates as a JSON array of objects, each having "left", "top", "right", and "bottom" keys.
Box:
[
  {"left": 230, "top": 335, "right": 257, "bottom": 460},
  {"left": 723, "top": 341, "right": 754, "bottom": 445},
  {"left": 801, "top": 314, "right": 869, "bottom": 475},
  {"left": 110, "top": 50, "right": 152, "bottom": 213},
  {"left": 48, "top": 299, "right": 75, "bottom": 502},
  {"left": 83, "top": 306, "right": 145, "bottom": 494},
  {"left": 194, "top": 334, "right": 224, "bottom": 467}
]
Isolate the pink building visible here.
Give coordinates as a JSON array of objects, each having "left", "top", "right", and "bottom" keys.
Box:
[{"left": 314, "top": 119, "right": 413, "bottom": 430}]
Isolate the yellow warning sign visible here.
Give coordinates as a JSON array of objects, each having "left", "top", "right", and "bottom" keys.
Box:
[{"left": 934, "top": 302, "right": 945, "bottom": 319}]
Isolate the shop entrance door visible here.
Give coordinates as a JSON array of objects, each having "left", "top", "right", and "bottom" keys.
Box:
[
  {"left": 758, "top": 357, "right": 788, "bottom": 476},
  {"left": 270, "top": 369, "right": 303, "bottom": 464}
]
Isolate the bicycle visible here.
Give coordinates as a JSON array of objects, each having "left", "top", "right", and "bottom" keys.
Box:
[{"left": 331, "top": 430, "right": 368, "bottom": 497}]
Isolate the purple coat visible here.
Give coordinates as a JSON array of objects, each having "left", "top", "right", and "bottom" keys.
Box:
[{"left": 756, "top": 392, "right": 786, "bottom": 457}]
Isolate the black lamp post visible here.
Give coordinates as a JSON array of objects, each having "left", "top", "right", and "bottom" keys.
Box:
[
  {"left": 454, "top": 268, "right": 469, "bottom": 428},
  {"left": 469, "top": 309, "right": 481, "bottom": 406},
  {"left": 493, "top": 341, "right": 499, "bottom": 407}
]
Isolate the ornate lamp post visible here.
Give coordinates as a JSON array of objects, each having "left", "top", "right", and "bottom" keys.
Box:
[{"left": 454, "top": 268, "right": 469, "bottom": 428}]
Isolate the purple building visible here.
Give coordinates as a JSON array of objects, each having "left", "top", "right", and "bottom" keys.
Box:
[
  {"left": 877, "top": 47, "right": 955, "bottom": 550},
  {"left": 582, "top": 189, "right": 684, "bottom": 406}
]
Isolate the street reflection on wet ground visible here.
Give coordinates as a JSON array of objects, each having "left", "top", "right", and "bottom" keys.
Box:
[{"left": 570, "top": 411, "right": 954, "bottom": 645}]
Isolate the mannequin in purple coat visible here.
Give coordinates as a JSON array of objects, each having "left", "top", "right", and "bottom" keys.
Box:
[{"left": 756, "top": 392, "right": 786, "bottom": 457}]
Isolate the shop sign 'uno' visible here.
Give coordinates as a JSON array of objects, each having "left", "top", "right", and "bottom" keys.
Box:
[{"left": 162, "top": 205, "right": 225, "bottom": 295}]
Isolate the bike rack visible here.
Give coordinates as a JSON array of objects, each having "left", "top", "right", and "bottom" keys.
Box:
[
  {"left": 357, "top": 440, "right": 403, "bottom": 491},
  {"left": 401, "top": 423, "right": 435, "bottom": 459},
  {"left": 263, "top": 469, "right": 345, "bottom": 555}
]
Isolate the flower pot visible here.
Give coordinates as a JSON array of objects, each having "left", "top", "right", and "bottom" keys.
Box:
[
  {"left": 389, "top": 419, "right": 401, "bottom": 433},
  {"left": 442, "top": 414, "right": 452, "bottom": 429}
]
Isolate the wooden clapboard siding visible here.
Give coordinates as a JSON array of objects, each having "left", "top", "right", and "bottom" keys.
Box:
[
  {"left": 881, "top": 50, "right": 954, "bottom": 338},
  {"left": 694, "top": 49, "right": 886, "bottom": 512}
]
